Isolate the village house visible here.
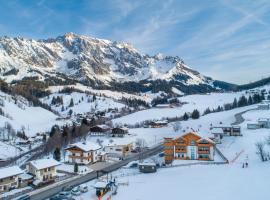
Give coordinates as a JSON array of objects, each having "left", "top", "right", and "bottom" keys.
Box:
[
  {"left": 164, "top": 132, "right": 215, "bottom": 164},
  {"left": 27, "top": 158, "right": 60, "bottom": 186},
  {"left": 104, "top": 141, "right": 133, "bottom": 159},
  {"left": 212, "top": 125, "right": 241, "bottom": 136},
  {"left": 0, "top": 166, "right": 23, "bottom": 193},
  {"left": 65, "top": 141, "right": 105, "bottom": 165},
  {"left": 247, "top": 122, "right": 261, "bottom": 130},
  {"left": 211, "top": 127, "right": 224, "bottom": 143},
  {"left": 111, "top": 127, "right": 129, "bottom": 137},
  {"left": 150, "top": 120, "right": 168, "bottom": 128},
  {"left": 258, "top": 118, "right": 270, "bottom": 128},
  {"left": 257, "top": 103, "right": 270, "bottom": 110},
  {"left": 89, "top": 125, "right": 111, "bottom": 136}
]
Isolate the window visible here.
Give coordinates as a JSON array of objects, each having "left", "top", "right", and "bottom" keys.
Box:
[{"left": 190, "top": 140, "right": 196, "bottom": 145}]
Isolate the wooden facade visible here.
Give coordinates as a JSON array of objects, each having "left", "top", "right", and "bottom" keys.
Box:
[{"left": 164, "top": 132, "right": 215, "bottom": 164}]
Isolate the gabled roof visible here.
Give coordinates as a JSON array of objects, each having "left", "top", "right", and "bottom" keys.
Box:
[
  {"left": 181, "top": 132, "right": 202, "bottom": 140},
  {"left": 29, "top": 158, "right": 60, "bottom": 170},
  {"left": 0, "top": 166, "right": 23, "bottom": 179},
  {"left": 211, "top": 128, "right": 224, "bottom": 134},
  {"left": 66, "top": 141, "right": 101, "bottom": 152}
]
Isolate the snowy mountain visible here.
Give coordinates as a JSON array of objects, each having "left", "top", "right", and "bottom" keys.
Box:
[{"left": 0, "top": 33, "right": 228, "bottom": 94}]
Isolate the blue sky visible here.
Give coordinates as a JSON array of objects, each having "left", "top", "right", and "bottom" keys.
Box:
[{"left": 0, "top": 0, "right": 269, "bottom": 84}]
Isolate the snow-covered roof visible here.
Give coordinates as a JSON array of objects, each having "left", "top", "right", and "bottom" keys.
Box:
[
  {"left": 258, "top": 118, "right": 270, "bottom": 122},
  {"left": 97, "top": 124, "right": 110, "bottom": 129},
  {"left": 139, "top": 160, "right": 156, "bottom": 166},
  {"left": 181, "top": 132, "right": 201, "bottom": 139},
  {"left": 211, "top": 128, "right": 224, "bottom": 134},
  {"left": 153, "top": 120, "right": 168, "bottom": 124},
  {"left": 67, "top": 141, "right": 101, "bottom": 152},
  {"left": 94, "top": 181, "right": 108, "bottom": 188},
  {"left": 19, "top": 173, "right": 33, "bottom": 180},
  {"left": 0, "top": 166, "right": 23, "bottom": 179},
  {"left": 29, "top": 158, "right": 60, "bottom": 170}
]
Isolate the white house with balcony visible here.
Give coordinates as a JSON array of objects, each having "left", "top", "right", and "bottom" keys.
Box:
[{"left": 27, "top": 158, "right": 60, "bottom": 186}]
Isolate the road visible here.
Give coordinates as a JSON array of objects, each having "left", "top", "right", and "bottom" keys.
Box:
[
  {"left": 28, "top": 144, "right": 163, "bottom": 200},
  {"left": 231, "top": 108, "right": 255, "bottom": 125}
]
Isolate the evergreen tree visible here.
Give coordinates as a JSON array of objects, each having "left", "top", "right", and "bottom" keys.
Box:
[
  {"left": 203, "top": 107, "right": 211, "bottom": 115},
  {"left": 53, "top": 147, "right": 61, "bottom": 161},
  {"left": 183, "top": 112, "right": 189, "bottom": 121},
  {"left": 68, "top": 109, "right": 73, "bottom": 116},
  {"left": 69, "top": 98, "right": 74, "bottom": 107},
  {"left": 74, "top": 163, "right": 78, "bottom": 173},
  {"left": 248, "top": 95, "right": 253, "bottom": 105},
  {"left": 191, "top": 109, "right": 200, "bottom": 119},
  {"left": 238, "top": 96, "right": 248, "bottom": 107},
  {"left": 232, "top": 98, "right": 238, "bottom": 108}
]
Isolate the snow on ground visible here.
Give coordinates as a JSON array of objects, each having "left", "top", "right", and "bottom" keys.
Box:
[
  {"left": 72, "top": 106, "right": 270, "bottom": 200},
  {"left": 0, "top": 91, "right": 65, "bottom": 137},
  {"left": 40, "top": 92, "right": 125, "bottom": 117},
  {"left": 113, "top": 91, "right": 246, "bottom": 125},
  {"left": 0, "top": 141, "right": 19, "bottom": 160},
  {"left": 57, "top": 163, "right": 93, "bottom": 174}
]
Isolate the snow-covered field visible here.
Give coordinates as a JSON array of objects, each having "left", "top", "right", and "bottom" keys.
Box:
[
  {"left": 70, "top": 105, "right": 270, "bottom": 200},
  {"left": 113, "top": 91, "right": 247, "bottom": 125}
]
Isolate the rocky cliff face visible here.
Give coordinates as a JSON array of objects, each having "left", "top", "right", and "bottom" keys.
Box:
[{"left": 0, "top": 33, "right": 224, "bottom": 94}]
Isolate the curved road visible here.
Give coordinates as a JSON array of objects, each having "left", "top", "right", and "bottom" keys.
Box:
[{"left": 231, "top": 108, "right": 256, "bottom": 125}]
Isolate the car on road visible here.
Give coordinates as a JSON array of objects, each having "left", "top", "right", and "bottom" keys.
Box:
[{"left": 71, "top": 186, "right": 81, "bottom": 196}]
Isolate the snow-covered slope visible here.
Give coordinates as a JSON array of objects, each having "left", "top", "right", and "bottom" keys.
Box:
[
  {"left": 40, "top": 91, "right": 125, "bottom": 118},
  {"left": 0, "top": 33, "right": 220, "bottom": 94},
  {"left": 0, "top": 91, "right": 64, "bottom": 137}
]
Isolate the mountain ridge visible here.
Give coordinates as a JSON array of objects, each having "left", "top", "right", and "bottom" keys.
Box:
[{"left": 0, "top": 33, "right": 232, "bottom": 94}]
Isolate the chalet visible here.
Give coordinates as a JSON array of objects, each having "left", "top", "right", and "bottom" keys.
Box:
[
  {"left": 90, "top": 125, "right": 111, "bottom": 135},
  {"left": 258, "top": 118, "right": 270, "bottom": 128},
  {"left": 211, "top": 127, "right": 224, "bottom": 143},
  {"left": 111, "top": 127, "right": 128, "bottom": 137},
  {"left": 212, "top": 125, "right": 241, "bottom": 136},
  {"left": 150, "top": 120, "right": 168, "bottom": 128},
  {"left": 247, "top": 122, "right": 260, "bottom": 129},
  {"left": 164, "top": 132, "right": 215, "bottom": 164},
  {"left": 0, "top": 166, "right": 23, "bottom": 193},
  {"left": 65, "top": 142, "right": 105, "bottom": 165},
  {"left": 18, "top": 173, "right": 34, "bottom": 188},
  {"left": 138, "top": 161, "right": 157, "bottom": 173},
  {"left": 104, "top": 141, "right": 133, "bottom": 158},
  {"left": 27, "top": 158, "right": 60, "bottom": 186}
]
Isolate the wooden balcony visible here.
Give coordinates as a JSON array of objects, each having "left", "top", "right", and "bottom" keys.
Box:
[{"left": 198, "top": 150, "right": 210, "bottom": 154}]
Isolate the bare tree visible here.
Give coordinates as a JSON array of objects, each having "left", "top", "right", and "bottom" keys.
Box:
[
  {"left": 255, "top": 142, "right": 266, "bottom": 162},
  {"left": 135, "top": 138, "right": 147, "bottom": 149},
  {"left": 173, "top": 121, "right": 182, "bottom": 132}
]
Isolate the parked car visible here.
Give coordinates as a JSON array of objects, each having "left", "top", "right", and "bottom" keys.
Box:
[
  {"left": 58, "top": 191, "right": 73, "bottom": 199},
  {"left": 62, "top": 185, "right": 74, "bottom": 192},
  {"left": 71, "top": 186, "right": 81, "bottom": 196},
  {"left": 80, "top": 185, "right": 88, "bottom": 193}
]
